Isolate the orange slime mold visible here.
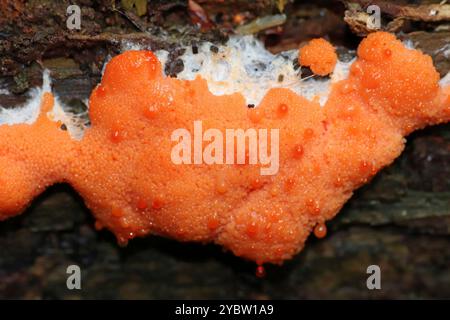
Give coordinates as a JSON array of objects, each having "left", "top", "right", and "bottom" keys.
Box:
[
  {"left": 0, "top": 32, "right": 449, "bottom": 264},
  {"left": 299, "top": 38, "right": 337, "bottom": 76}
]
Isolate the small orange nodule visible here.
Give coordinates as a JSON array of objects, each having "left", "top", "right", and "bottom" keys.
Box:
[
  {"left": 303, "top": 128, "right": 315, "bottom": 141},
  {"left": 144, "top": 104, "right": 159, "bottom": 120},
  {"left": 119, "top": 217, "right": 130, "bottom": 228},
  {"left": 152, "top": 195, "right": 164, "bottom": 209},
  {"left": 384, "top": 48, "right": 392, "bottom": 57},
  {"left": 292, "top": 144, "right": 304, "bottom": 159},
  {"left": 299, "top": 38, "right": 337, "bottom": 76},
  {"left": 277, "top": 103, "right": 288, "bottom": 117},
  {"left": 111, "top": 207, "right": 124, "bottom": 218},
  {"left": 334, "top": 177, "right": 343, "bottom": 187},
  {"left": 246, "top": 223, "right": 258, "bottom": 239},
  {"left": 250, "top": 177, "right": 264, "bottom": 190},
  {"left": 215, "top": 178, "right": 227, "bottom": 194},
  {"left": 313, "top": 223, "right": 327, "bottom": 239},
  {"left": 110, "top": 126, "right": 126, "bottom": 143},
  {"left": 247, "top": 108, "right": 264, "bottom": 123},
  {"left": 137, "top": 198, "right": 148, "bottom": 210},
  {"left": 207, "top": 217, "right": 220, "bottom": 231},
  {"left": 359, "top": 160, "right": 373, "bottom": 175}
]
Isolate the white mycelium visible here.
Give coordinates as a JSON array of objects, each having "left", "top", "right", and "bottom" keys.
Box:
[{"left": 1, "top": 36, "right": 449, "bottom": 139}]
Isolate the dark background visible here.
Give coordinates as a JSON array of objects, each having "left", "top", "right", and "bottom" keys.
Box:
[{"left": 0, "top": 0, "right": 449, "bottom": 299}]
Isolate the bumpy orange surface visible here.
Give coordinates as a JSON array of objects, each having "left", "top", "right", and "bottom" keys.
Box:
[
  {"left": 299, "top": 38, "right": 337, "bottom": 76},
  {"left": 0, "top": 32, "right": 449, "bottom": 264}
]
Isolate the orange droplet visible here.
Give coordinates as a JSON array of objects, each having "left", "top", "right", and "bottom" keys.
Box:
[
  {"left": 207, "top": 217, "right": 220, "bottom": 231},
  {"left": 359, "top": 160, "right": 372, "bottom": 175},
  {"left": 137, "top": 198, "right": 148, "bottom": 210},
  {"left": 246, "top": 223, "right": 258, "bottom": 239},
  {"left": 144, "top": 104, "right": 159, "bottom": 119},
  {"left": 119, "top": 217, "right": 130, "bottom": 228},
  {"left": 384, "top": 48, "right": 392, "bottom": 57},
  {"left": 215, "top": 178, "right": 227, "bottom": 194},
  {"left": 110, "top": 126, "right": 125, "bottom": 143},
  {"left": 152, "top": 195, "right": 164, "bottom": 209},
  {"left": 314, "top": 223, "right": 327, "bottom": 239},
  {"left": 255, "top": 265, "right": 266, "bottom": 278},
  {"left": 111, "top": 207, "right": 124, "bottom": 218},
  {"left": 292, "top": 144, "right": 304, "bottom": 159},
  {"left": 277, "top": 103, "right": 288, "bottom": 117},
  {"left": 334, "top": 177, "right": 343, "bottom": 187},
  {"left": 248, "top": 108, "right": 264, "bottom": 123},
  {"left": 303, "top": 128, "right": 314, "bottom": 141},
  {"left": 250, "top": 177, "right": 263, "bottom": 190}
]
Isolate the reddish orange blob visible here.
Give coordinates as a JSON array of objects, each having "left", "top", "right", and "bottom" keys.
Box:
[
  {"left": 0, "top": 33, "right": 448, "bottom": 265},
  {"left": 144, "top": 104, "right": 159, "bottom": 120},
  {"left": 277, "top": 103, "right": 288, "bottom": 117},
  {"left": 207, "top": 217, "right": 220, "bottom": 231},
  {"left": 299, "top": 38, "right": 337, "bottom": 76},
  {"left": 111, "top": 207, "right": 124, "bottom": 218},
  {"left": 303, "top": 128, "right": 315, "bottom": 141},
  {"left": 313, "top": 223, "right": 327, "bottom": 239},
  {"left": 246, "top": 223, "right": 258, "bottom": 239},
  {"left": 137, "top": 198, "right": 148, "bottom": 210},
  {"left": 255, "top": 265, "right": 266, "bottom": 278},
  {"left": 110, "top": 127, "right": 125, "bottom": 143},
  {"left": 248, "top": 108, "right": 264, "bottom": 123},
  {"left": 151, "top": 196, "right": 164, "bottom": 209},
  {"left": 292, "top": 144, "right": 304, "bottom": 159}
]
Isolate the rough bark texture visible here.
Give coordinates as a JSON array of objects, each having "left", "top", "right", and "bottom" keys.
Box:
[{"left": 0, "top": 0, "right": 449, "bottom": 299}]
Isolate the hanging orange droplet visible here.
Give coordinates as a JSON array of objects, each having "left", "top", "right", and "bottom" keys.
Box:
[
  {"left": 255, "top": 265, "right": 266, "bottom": 278},
  {"left": 314, "top": 223, "right": 327, "bottom": 239}
]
